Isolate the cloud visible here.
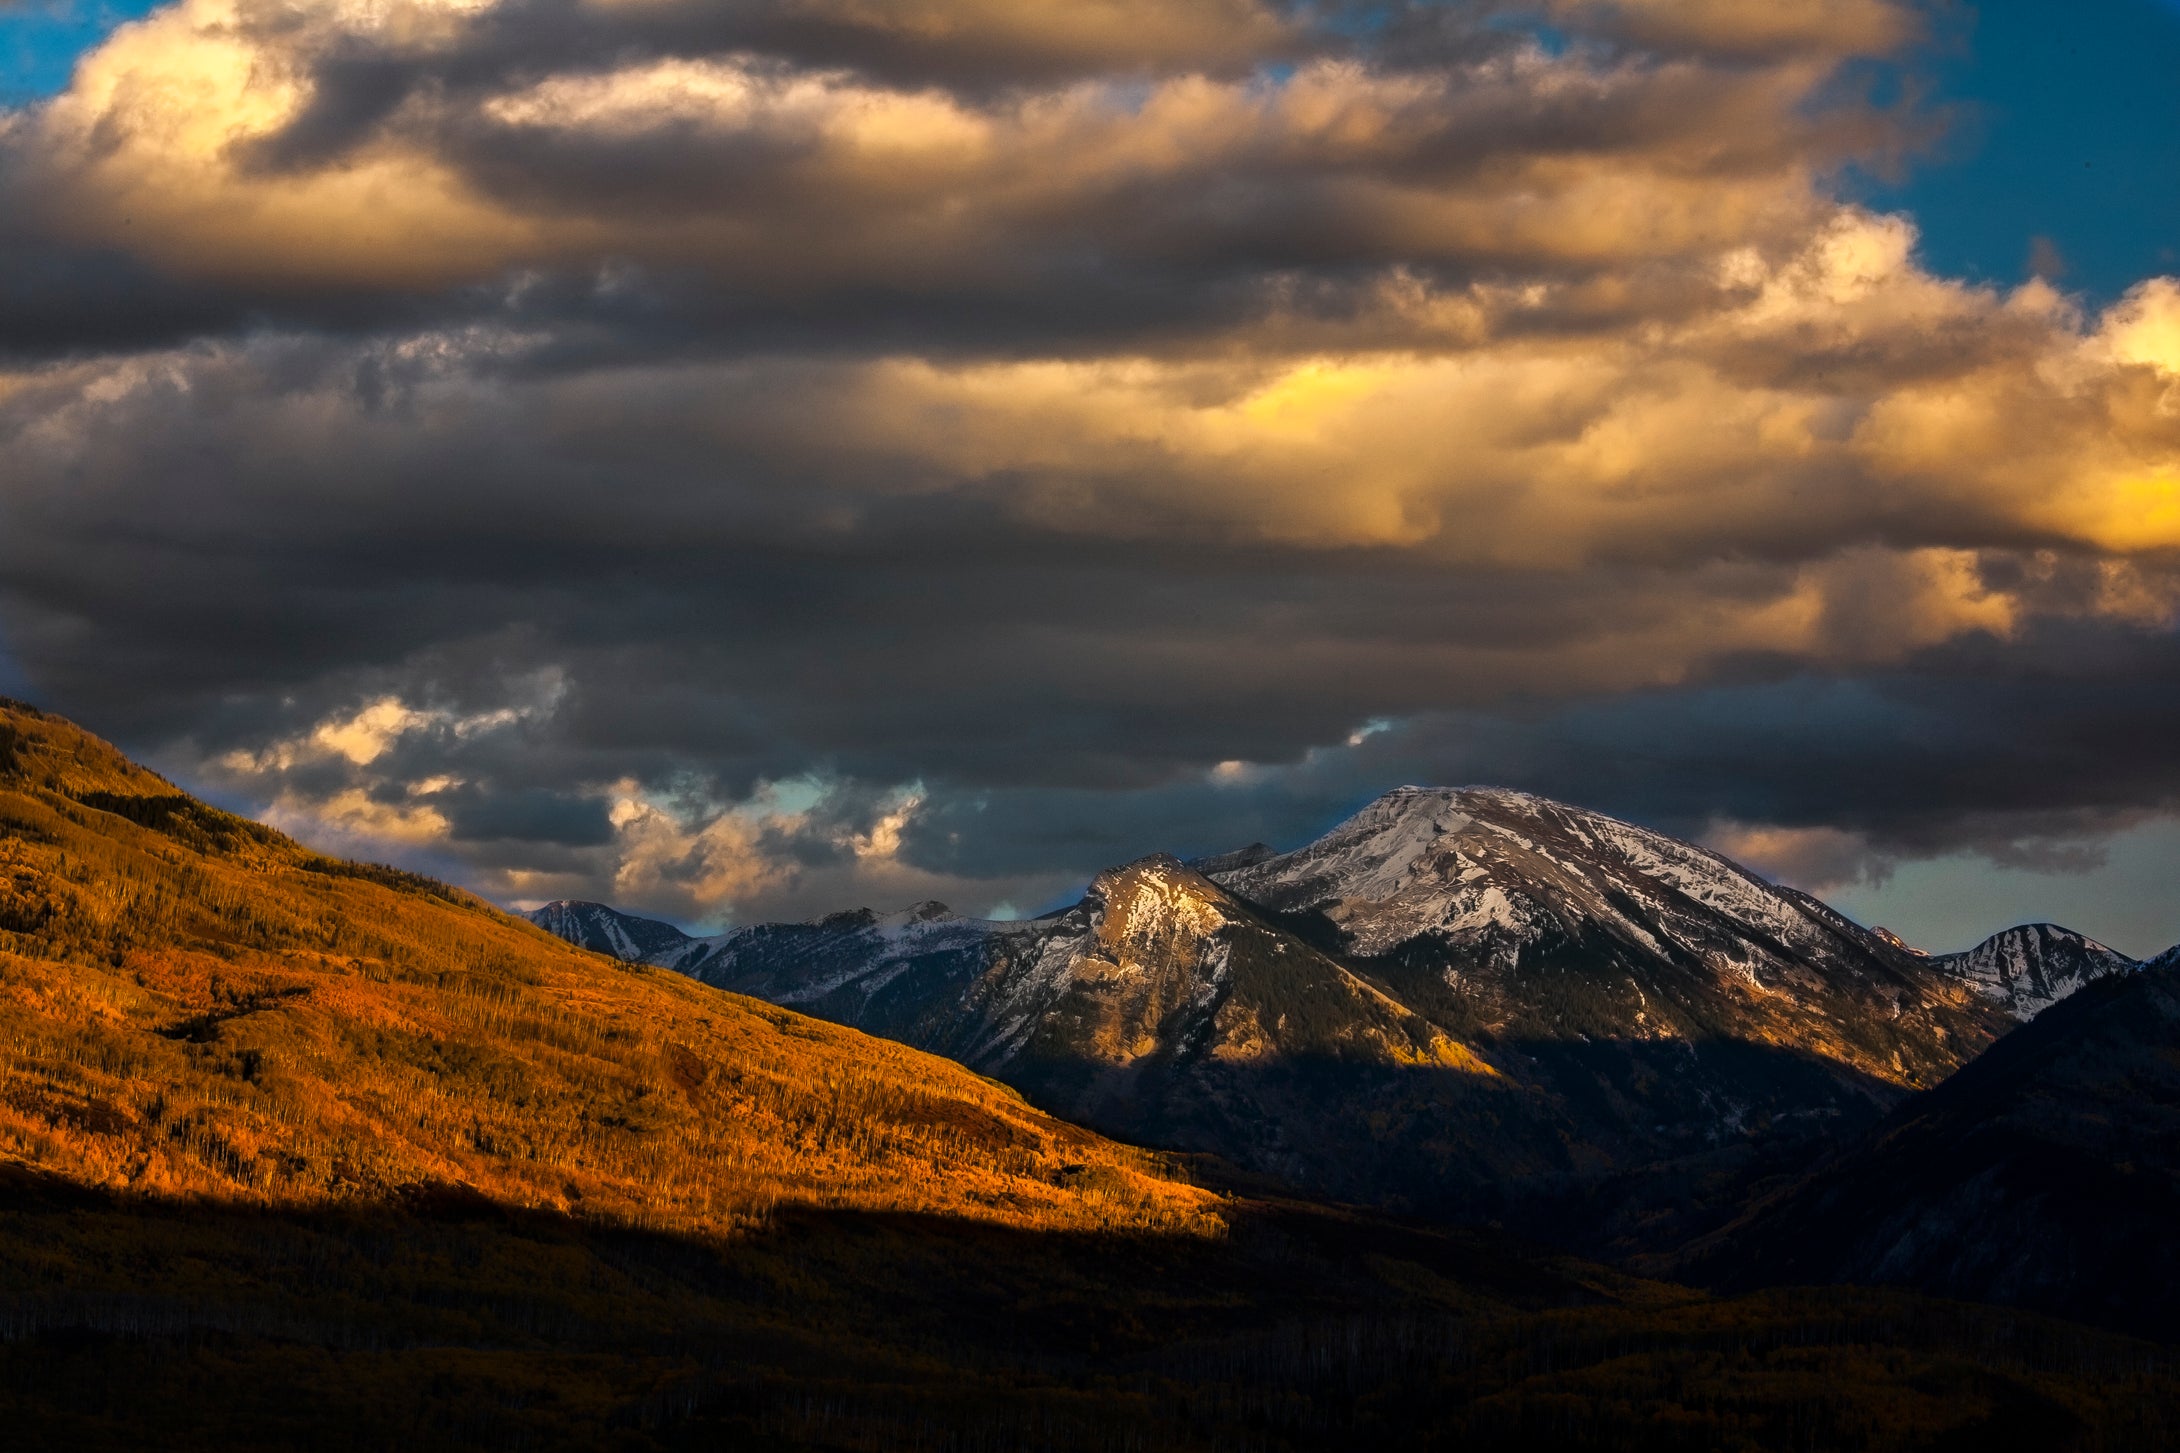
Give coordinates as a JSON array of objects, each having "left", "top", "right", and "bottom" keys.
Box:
[
  {"left": 0, "top": 0, "right": 1897, "bottom": 351},
  {"left": 0, "top": 0, "right": 2175, "bottom": 932},
  {"left": 1551, "top": 0, "right": 1919, "bottom": 60}
]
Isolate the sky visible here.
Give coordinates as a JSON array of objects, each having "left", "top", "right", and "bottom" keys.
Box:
[{"left": 1, "top": 0, "right": 2177, "bottom": 957}]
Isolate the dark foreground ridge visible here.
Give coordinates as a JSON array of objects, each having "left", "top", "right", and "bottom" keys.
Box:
[
  {"left": 1675, "top": 962, "right": 2180, "bottom": 1338},
  {"left": 8, "top": 1163, "right": 2180, "bottom": 1452}
]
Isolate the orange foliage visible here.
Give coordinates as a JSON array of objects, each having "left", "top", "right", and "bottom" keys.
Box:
[{"left": 0, "top": 701, "right": 1221, "bottom": 1239}]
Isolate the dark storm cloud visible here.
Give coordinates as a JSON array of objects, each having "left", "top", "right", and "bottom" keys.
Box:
[
  {"left": 886, "top": 618, "right": 2180, "bottom": 873},
  {"left": 1, "top": 0, "right": 2177, "bottom": 925},
  {"left": 226, "top": 0, "right": 1320, "bottom": 163},
  {"left": 0, "top": 0, "right": 1910, "bottom": 365}
]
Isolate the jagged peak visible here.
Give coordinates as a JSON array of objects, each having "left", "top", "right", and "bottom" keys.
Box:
[
  {"left": 1089, "top": 852, "right": 1221, "bottom": 897},
  {"left": 1085, "top": 854, "right": 1237, "bottom": 941},
  {"left": 1931, "top": 920, "right": 2139, "bottom": 1022}
]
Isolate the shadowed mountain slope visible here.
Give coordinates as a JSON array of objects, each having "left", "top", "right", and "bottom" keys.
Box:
[
  {"left": 590, "top": 788, "right": 2011, "bottom": 1244},
  {"left": 1675, "top": 963, "right": 2180, "bottom": 1339}
]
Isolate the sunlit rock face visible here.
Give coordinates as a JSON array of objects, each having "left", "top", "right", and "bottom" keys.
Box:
[
  {"left": 531, "top": 787, "right": 2012, "bottom": 1249},
  {"left": 1926, "top": 923, "right": 2141, "bottom": 1021}
]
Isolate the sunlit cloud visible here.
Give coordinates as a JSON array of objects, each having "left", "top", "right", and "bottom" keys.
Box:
[{"left": 0, "top": 0, "right": 2175, "bottom": 931}]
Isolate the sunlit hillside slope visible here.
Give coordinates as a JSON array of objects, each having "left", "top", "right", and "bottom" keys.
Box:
[{"left": 0, "top": 699, "right": 1215, "bottom": 1236}]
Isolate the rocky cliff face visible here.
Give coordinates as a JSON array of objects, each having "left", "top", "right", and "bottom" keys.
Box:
[{"left": 547, "top": 788, "right": 2014, "bottom": 1244}]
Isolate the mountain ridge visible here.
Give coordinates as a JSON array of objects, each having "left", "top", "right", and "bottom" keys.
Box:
[
  {"left": 0, "top": 698, "right": 1217, "bottom": 1237},
  {"left": 523, "top": 897, "right": 693, "bottom": 961},
  {"left": 554, "top": 785, "right": 2021, "bottom": 1243},
  {"left": 1673, "top": 959, "right": 2180, "bottom": 1338}
]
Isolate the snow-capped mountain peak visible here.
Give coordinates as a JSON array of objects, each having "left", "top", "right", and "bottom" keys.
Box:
[
  {"left": 1211, "top": 786, "right": 1881, "bottom": 977},
  {"left": 1929, "top": 923, "right": 2139, "bottom": 1021},
  {"left": 523, "top": 899, "right": 692, "bottom": 962}
]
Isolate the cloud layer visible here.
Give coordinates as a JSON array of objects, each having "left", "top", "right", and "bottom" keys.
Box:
[{"left": 2, "top": 0, "right": 2176, "bottom": 930}]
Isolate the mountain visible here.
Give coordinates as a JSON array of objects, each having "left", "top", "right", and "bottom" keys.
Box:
[
  {"left": 523, "top": 897, "right": 691, "bottom": 960},
  {"left": 1675, "top": 961, "right": 2180, "bottom": 1339},
  {"left": 593, "top": 787, "right": 2011, "bottom": 1243},
  {"left": 1210, "top": 787, "right": 1991, "bottom": 1089},
  {"left": 0, "top": 698, "right": 1600, "bottom": 1442},
  {"left": 1926, "top": 922, "right": 2139, "bottom": 1020},
  {"left": 666, "top": 858, "right": 1543, "bottom": 1208}
]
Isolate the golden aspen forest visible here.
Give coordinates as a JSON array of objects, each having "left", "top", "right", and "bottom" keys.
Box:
[
  {"left": 0, "top": 699, "right": 1216, "bottom": 1236},
  {"left": 1, "top": 696, "right": 2178, "bottom": 1449}
]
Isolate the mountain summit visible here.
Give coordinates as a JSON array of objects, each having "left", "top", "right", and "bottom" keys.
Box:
[
  {"left": 523, "top": 898, "right": 692, "bottom": 961},
  {"left": 1211, "top": 786, "right": 1985, "bottom": 1087},
  {"left": 1926, "top": 922, "right": 2140, "bottom": 1020},
  {"left": 555, "top": 786, "right": 2012, "bottom": 1243}
]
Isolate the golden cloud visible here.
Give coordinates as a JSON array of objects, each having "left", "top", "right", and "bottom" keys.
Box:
[
  {"left": 5, "top": 0, "right": 2180, "bottom": 919},
  {"left": 7, "top": 1, "right": 1875, "bottom": 293}
]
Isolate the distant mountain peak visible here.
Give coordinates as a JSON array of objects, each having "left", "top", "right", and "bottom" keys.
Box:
[
  {"left": 523, "top": 899, "right": 691, "bottom": 962},
  {"left": 1929, "top": 922, "right": 2138, "bottom": 1021},
  {"left": 1183, "top": 842, "right": 1275, "bottom": 876}
]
